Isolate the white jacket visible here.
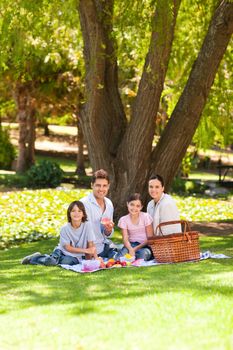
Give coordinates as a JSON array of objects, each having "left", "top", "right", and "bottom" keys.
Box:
[{"left": 147, "top": 193, "right": 181, "bottom": 235}]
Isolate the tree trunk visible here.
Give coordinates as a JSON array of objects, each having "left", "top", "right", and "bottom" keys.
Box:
[
  {"left": 76, "top": 117, "right": 86, "bottom": 175},
  {"left": 26, "top": 97, "right": 36, "bottom": 167},
  {"left": 14, "top": 83, "right": 36, "bottom": 173},
  {"left": 79, "top": 0, "right": 127, "bottom": 173},
  {"left": 78, "top": 0, "right": 233, "bottom": 219}
]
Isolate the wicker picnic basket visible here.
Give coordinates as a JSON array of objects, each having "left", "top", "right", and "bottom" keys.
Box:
[{"left": 148, "top": 220, "right": 200, "bottom": 263}]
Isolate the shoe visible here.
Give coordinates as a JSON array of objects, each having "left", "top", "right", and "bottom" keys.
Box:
[{"left": 21, "top": 252, "right": 41, "bottom": 264}]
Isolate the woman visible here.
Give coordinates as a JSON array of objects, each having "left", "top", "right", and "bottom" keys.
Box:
[{"left": 147, "top": 175, "right": 181, "bottom": 235}]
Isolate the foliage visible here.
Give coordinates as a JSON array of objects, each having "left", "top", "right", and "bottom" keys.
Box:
[
  {"left": 0, "top": 173, "right": 27, "bottom": 189},
  {"left": 0, "top": 236, "right": 232, "bottom": 349},
  {"left": 0, "top": 97, "right": 16, "bottom": 122},
  {"left": 0, "top": 189, "right": 232, "bottom": 249},
  {"left": 171, "top": 178, "right": 209, "bottom": 195},
  {"left": 113, "top": 0, "right": 233, "bottom": 149},
  {"left": 0, "top": 128, "right": 16, "bottom": 169},
  {"left": 165, "top": 0, "right": 233, "bottom": 149},
  {"left": 26, "top": 160, "right": 63, "bottom": 188},
  {"left": 0, "top": 0, "right": 84, "bottom": 126}
]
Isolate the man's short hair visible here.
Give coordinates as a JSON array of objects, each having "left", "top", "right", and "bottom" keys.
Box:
[{"left": 92, "top": 169, "right": 110, "bottom": 184}]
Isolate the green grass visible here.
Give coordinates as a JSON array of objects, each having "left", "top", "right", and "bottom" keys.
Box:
[
  {"left": 35, "top": 154, "right": 77, "bottom": 172},
  {"left": 0, "top": 189, "right": 233, "bottom": 249},
  {"left": 189, "top": 170, "right": 220, "bottom": 181},
  {"left": 0, "top": 187, "right": 232, "bottom": 349},
  {"left": 0, "top": 236, "right": 232, "bottom": 350}
]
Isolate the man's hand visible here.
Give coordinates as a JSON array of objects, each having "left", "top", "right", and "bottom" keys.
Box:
[{"left": 101, "top": 218, "right": 114, "bottom": 235}]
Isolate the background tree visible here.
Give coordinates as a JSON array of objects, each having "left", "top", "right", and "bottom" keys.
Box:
[{"left": 0, "top": 0, "right": 83, "bottom": 172}]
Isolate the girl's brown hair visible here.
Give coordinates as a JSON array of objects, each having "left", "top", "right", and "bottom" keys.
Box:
[{"left": 127, "top": 193, "right": 142, "bottom": 204}]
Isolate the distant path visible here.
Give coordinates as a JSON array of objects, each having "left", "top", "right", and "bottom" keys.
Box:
[{"left": 191, "top": 221, "right": 233, "bottom": 236}]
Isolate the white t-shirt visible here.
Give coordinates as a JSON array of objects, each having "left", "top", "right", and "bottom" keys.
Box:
[
  {"left": 147, "top": 193, "right": 181, "bottom": 235},
  {"left": 57, "top": 221, "right": 95, "bottom": 258},
  {"left": 118, "top": 212, "right": 153, "bottom": 243}
]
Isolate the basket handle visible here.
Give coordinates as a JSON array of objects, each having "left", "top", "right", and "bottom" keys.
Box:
[{"left": 155, "top": 220, "right": 192, "bottom": 241}]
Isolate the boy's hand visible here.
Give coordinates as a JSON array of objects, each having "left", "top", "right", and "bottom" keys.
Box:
[{"left": 86, "top": 246, "right": 97, "bottom": 256}]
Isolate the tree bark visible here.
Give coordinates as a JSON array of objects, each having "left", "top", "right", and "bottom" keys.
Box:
[
  {"left": 112, "top": 0, "right": 181, "bottom": 206},
  {"left": 76, "top": 117, "right": 86, "bottom": 175},
  {"left": 78, "top": 0, "right": 127, "bottom": 172},
  {"left": 14, "top": 82, "right": 36, "bottom": 173},
  {"left": 26, "top": 97, "right": 36, "bottom": 167}
]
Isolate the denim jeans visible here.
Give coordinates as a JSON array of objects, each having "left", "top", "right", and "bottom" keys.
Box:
[
  {"left": 30, "top": 249, "right": 79, "bottom": 266},
  {"left": 98, "top": 243, "right": 118, "bottom": 259},
  {"left": 119, "top": 242, "right": 153, "bottom": 261}
]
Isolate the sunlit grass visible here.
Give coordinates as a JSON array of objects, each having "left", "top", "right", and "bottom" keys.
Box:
[
  {"left": 0, "top": 236, "right": 232, "bottom": 349},
  {"left": 0, "top": 189, "right": 232, "bottom": 249}
]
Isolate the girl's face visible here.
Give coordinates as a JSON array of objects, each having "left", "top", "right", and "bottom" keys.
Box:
[
  {"left": 70, "top": 205, "right": 84, "bottom": 223},
  {"left": 127, "top": 199, "right": 142, "bottom": 216},
  {"left": 148, "top": 179, "right": 164, "bottom": 202}
]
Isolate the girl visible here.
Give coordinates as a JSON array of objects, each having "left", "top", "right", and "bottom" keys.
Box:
[
  {"left": 21, "top": 200, "right": 97, "bottom": 266},
  {"left": 118, "top": 193, "right": 154, "bottom": 261},
  {"left": 147, "top": 174, "right": 181, "bottom": 235}
]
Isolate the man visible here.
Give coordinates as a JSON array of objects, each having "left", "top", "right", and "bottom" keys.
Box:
[{"left": 80, "top": 169, "right": 118, "bottom": 259}]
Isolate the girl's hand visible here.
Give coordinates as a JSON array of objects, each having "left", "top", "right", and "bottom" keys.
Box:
[{"left": 129, "top": 247, "right": 135, "bottom": 257}]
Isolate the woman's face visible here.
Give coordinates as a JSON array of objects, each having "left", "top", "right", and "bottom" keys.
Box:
[{"left": 148, "top": 179, "right": 164, "bottom": 202}]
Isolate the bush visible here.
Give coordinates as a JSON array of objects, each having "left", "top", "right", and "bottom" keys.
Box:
[
  {"left": 26, "top": 160, "right": 63, "bottom": 188},
  {"left": 171, "top": 177, "right": 208, "bottom": 194},
  {"left": 0, "top": 128, "right": 16, "bottom": 169}
]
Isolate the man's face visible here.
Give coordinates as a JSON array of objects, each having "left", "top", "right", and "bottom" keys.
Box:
[{"left": 92, "top": 178, "right": 110, "bottom": 200}]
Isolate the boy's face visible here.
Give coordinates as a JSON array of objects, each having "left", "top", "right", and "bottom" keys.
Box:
[
  {"left": 92, "top": 178, "right": 110, "bottom": 200},
  {"left": 70, "top": 205, "right": 84, "bottom": 222}
]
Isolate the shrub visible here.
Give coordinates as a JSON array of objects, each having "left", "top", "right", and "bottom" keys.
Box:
[
  {"left": 26, "top": 160, "right": 63, "bottom": 188},
  {"left": 171, "top": 177, "right": 208, "bottom": 195},
  {"left": 0, "top": 128, "right": 16, "bottom": 169}
]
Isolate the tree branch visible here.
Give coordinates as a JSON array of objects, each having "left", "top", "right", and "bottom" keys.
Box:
[
  {"left": 117, "top": 0, "right": 181, "bottom": 185},
  {"left": 150, "top": 0, "right": 233, "bottom": 188}
]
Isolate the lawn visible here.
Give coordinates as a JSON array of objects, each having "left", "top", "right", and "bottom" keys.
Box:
[
  {"left": 0, "top": 235, "right": 232, "bottom": 350},
  {"left": 0, "top": 189, "right": 233, "bottom": 249},
  {"left": 0, "top": 188, "right": 233, "bottom": 349}
]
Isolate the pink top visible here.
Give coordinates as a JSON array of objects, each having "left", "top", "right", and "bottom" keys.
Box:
[{"left": 118, "top": 212, "right": 153, "bottom": 243}]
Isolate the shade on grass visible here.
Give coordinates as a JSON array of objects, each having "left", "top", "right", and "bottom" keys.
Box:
[{"left": 0, "top": 236, "right": 232, "bottom": 350}]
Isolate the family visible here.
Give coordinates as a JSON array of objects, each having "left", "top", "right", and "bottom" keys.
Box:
[{"left": 22, "top": 169, "right": 181, "bottom": 266}]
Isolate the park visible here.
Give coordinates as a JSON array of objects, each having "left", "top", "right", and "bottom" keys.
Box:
[{"left": 0, "top": 1, "right": 233, "bottom": 349}]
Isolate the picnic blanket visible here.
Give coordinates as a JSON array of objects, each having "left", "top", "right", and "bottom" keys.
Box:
[{"left": 60, "top": 251, "right": 231, "bottom": 274}]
